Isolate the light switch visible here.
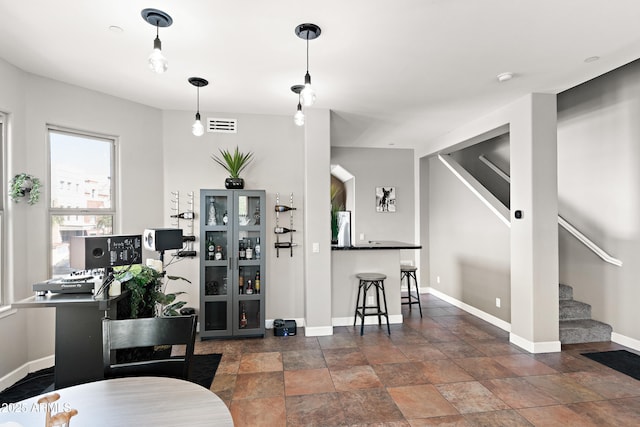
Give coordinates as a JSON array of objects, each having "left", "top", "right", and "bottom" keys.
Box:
[{"left": 312, "top": 242, "right": 320, "bottom": 253}]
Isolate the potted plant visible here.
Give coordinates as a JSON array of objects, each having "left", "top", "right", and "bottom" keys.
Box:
[
  {"left": 211, "top": 146, "right": 254, "bottom": 189},
  {"left": 10, "top": 173, "right": 42, "bottom": 205}
]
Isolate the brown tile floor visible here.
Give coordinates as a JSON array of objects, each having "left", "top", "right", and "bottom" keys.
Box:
[{"left": 195, "top": 293, "right": 640, "bottom": 426}]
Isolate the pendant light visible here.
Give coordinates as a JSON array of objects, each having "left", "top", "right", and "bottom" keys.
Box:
[
  {"left": 295, "top": 23, "right": 321, "bottom": 107},
  {"left": 189, "top": 77, "right": 208, "bottom": 136},
  {"left": 291, "top": 85, "right": 305, "bottom": 126},
  {"left": 141, "top": 8, "right": 173, "bottom": 74}
]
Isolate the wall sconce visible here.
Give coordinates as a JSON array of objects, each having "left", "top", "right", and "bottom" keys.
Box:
[
  {"left": 141, "top": 8, "right": 173, "bottom": 74},
  {"left": 291, "top": 85, "right": 305, "bottom": 126},
  {"left": 295, "top": 23, "right": 321, "bottom": 107},
  {"left": 189, "top": 77, "right": 208, "bottom": 136}
]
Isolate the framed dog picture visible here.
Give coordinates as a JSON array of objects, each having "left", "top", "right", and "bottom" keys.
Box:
[{"left": 376, "top": 187, "right": 396, "bottom": 212}]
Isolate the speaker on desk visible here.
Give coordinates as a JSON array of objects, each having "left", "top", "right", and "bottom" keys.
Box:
[
  {"left": 70, "top": 235, "right": 143, "bottom": 269},
  {"left": 143, "top": 228, "right": 183, "bottom": 252}
]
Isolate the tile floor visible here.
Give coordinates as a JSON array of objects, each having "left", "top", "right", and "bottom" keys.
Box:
[{"left": 194, "top": 293, "right": 640, "bottom": 426}]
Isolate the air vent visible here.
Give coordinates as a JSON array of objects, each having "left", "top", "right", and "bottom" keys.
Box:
[{"left": 207, "top": 118, "right": 237, "bottom": 134}]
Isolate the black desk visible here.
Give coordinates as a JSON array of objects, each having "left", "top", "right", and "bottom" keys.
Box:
[{"left": 12, "top": 292, "right": 127, "bottom": 389}]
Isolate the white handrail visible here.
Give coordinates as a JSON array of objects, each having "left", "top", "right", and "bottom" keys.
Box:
[{"left": 478, "top": 154, "right": 622, "bottom": 267}]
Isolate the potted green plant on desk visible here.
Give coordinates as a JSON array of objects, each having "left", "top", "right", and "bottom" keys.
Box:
[{"left": 211, "top": 146, "right": 254, "bottom": 189}]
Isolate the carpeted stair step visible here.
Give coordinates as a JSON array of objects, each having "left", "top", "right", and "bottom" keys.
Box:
[
  {"left": 559, "top": 283, "right": 573, "bottom": 300},
  {"left": 559, "top": 299, "right": 591, "bottom": 320},
  {"left": 559, "top": 319, "right": 612, "bottom": 344}
]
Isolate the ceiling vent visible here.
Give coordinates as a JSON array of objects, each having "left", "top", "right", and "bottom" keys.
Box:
[{"left": 207, "top": 118, "right": 237, "bottom": 134}]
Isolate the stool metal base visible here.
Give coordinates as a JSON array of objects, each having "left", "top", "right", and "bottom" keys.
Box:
[
  {"left": 401, "top": 267, "right": 422, "bottom": 317},
  {"left": 354, "top": 273, "right": 390, "bottom": 336}
]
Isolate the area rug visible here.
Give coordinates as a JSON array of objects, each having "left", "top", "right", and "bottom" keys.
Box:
[
  {"left": 582, "top": 350, "right": 640, "bottom": 381},
  {"left": 0, "top": 353, "right": 221, "bottom": 404}
]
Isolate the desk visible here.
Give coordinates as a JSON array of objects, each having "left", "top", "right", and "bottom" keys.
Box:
[
  {"left": 12, "top": 292, "right": 127, "bottom": 389},
  {"left": 331, "top": 241, "right": 421, "bottom": 326},
  {"left": 0, "top": 376, "right": 234, "bottom": 426}
]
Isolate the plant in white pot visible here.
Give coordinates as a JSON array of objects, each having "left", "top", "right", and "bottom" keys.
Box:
[
  {"left": 211, "top": 146, "right": 254, "bottom": 189},
  {"left": 10, "top": 173, "right": 42, "bottom": 205}
]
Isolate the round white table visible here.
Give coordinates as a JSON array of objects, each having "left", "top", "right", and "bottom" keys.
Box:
[{"left": 0, "top": 376, "right": 233, "bottom": 426}]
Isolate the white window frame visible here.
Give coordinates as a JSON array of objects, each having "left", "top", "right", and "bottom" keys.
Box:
[
  {"left": 47, "top": 125, "right": 118, "bottom": 277},
  {"left": 0, "top": 114, "right": 5, "bottom": 306}
]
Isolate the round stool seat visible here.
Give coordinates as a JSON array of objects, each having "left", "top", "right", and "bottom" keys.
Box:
[
  {"left": 400, "top": 265, "right": 417, "bottom": 273},
  {"left": 356, "top": 273, "right": 387, "bottom": 281}
]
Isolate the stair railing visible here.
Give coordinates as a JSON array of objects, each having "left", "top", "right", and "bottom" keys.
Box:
[{"left": 478, "top": 154, "right": 622, "bottom": 267}]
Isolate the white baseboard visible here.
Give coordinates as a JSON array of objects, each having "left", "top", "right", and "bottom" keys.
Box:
[
  {"left": 611, "top": 332, "right": 640, "bottom": 352},
  {"left": 0, "top": 355, "right": 54, "bottom": 392},
  {"left": 510, "top": 333, "right": 561, "bottom": 354},
  {"left": 426, "top": 287, "right": 511, "bottom": 332},
  {"left": 304, "top": 326, "right": 334, "bottom": 337},
  {"left": 331, "top": 314, "right": 403, "bottom": 327}
]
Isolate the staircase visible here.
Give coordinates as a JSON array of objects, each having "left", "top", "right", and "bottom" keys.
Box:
[{"left": 559, "top": 284, "right": 612, "bottom": 344}]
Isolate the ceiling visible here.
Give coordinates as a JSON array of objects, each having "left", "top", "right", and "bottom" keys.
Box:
[{"left": 1, "top": 1, "right": 640, "bottom": 149}]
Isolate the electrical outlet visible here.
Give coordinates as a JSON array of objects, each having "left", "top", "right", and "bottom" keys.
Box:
[
  {"left": 360, "top": 233, "right": 365, "bottom": 241},
  {"left": 496, "top": 298, "right": 501, "bottom": 308},
  {"left": 436, "top": 276, "right": 441, "bottom": 284}
]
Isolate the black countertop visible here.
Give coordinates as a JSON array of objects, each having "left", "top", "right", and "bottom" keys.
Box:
[{"left": 331, "top": 241, "right": 421, "bottom": 250}]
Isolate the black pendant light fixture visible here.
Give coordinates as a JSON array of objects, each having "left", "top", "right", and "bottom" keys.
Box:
[
  {"left": 295, "top": 23, "right": 321, "bottom": 107},
  {"left": 291, "top": 85, "right": 305, "bottom": 126},
  {"left": 141, "top": 8, "right": 173, "bottom": 74},
  {"left": 189, "top": 77, "right": 208, "bottom": 136}
]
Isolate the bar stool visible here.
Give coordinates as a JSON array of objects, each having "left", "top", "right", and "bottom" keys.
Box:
[
  {"left": 401, "top": 265, "right": 422, "bottom": 317},
  {"left": 353, "top": 273, "right": 390, "bottom": 336}
]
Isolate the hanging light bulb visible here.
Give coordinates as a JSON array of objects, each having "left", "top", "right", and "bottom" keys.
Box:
[
  {"left": 141, "top": 9, "right": 173, "bottom": 74},
  {"left": 189, "top": 77, "right": 209, "bottom": 136},
  {"left": 294, "top": 102, "right": 305, "bottom": 126},
  {"left": 291, "top": 85, "right": 305, "bottom": 126},
  {"left": 148, "top": 32, "right": 168, "bottom": 73},
  {"left": 295, "top": 23, "right": 321, "bottom": 107}
]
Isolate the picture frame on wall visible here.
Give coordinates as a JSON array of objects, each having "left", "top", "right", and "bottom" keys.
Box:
[{"left": 376, "top": 187, "right": 396, "bottom": 212}]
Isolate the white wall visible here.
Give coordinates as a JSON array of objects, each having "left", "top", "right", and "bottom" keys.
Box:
[
  {"left": 330, "top": 147, "right": 415, "bottom": 245},
  {"left": 161, "top": 110, "right": 306, "bottom": 322},
  {"left": 557, "top": 59, "right": 640, "bottom": 344},
  {"left": 0, "top": 59, "right": 164, "bottom": 381}
]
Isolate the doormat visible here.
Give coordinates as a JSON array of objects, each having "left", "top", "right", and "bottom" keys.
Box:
[{"left": 582, "top": 350, "right": 640, "bottom": 381}]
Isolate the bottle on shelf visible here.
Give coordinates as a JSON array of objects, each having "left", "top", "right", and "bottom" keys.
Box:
[
  {"left": 245, "top": 279, "right": 253, "bottom": 295},
  {"left": 240, "top": 304, "right": 248, "bottom": 329},
  {"left": 254, "top": 237, "right": 261, "bottom": 260},
  {"left": 255, "top": 270, "right": 260, "bottom": 294},
  {"left": 207, "top": 199, "right": 217, "bottom": 226},
  {"left": 245, "top": 239, "right": 253, "bottom": 260},
  {"left": 222, "top": 211, "right": 228, "bottom": 225},
  {"left": 239, "top": 241, "right": 246, "bottom": 260},
  {"left": 207, "top": 237, "right": 215, "bottom": 260},
  {"left": 238, "top": 275, "right": 244, "bottom": 294},
  {"left": 274, "top": 242, "right": 298, "bottom": 249},
  {"left": 274, "top": 226, "right": 296, "bottom": 234},
  {"left": 171, "top": 211, "right": 195, "bottom": 219},
  {"left": 274, "top": 205, "right": 296, "bottom": 213},
  {"left": 253, "top": 204, "right": 261, "bottom": 225},
  {"left": 214, "top": 245, "right": 223, "bottom": 260}
]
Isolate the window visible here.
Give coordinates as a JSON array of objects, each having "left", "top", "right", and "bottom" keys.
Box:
[
  {"left": 49, "top": 127, "right": 116, "bottom": 277},
  {"left": 0, "top": 115, "right": 5, "bottom": 304}
]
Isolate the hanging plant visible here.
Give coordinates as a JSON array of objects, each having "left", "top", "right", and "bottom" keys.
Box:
[{"left": 10, "top": 173, "right": 42, "bottom": 205}]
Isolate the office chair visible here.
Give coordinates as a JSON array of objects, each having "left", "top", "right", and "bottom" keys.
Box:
[{"left": 102, "top": 315, "right": 197, "bottom": 380}]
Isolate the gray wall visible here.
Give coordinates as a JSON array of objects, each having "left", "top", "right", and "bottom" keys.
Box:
[
  {"left": 0, "top": 58, "right": 164, "bottom": 381},
  {"left": 428, "top": 156, "right": 511, "bottom": 321},
  {"left": 557, "top": 59, "right": 640, "bottom": 342},
  {"left": 330, "top": 147, "right": 415, "bottom": 245}
]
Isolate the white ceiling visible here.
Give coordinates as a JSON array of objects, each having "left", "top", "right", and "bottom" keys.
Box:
[{"left": 1, "top": 0, "right": 640, "bottom": 149}]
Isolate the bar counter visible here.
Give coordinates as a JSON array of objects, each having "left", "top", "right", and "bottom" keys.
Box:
[{"left": 331, "top": 241, "right": 421, "bottom": 327}]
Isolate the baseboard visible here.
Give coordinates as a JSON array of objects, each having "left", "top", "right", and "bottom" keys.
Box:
[
  {"left": 426, "top": 287, "right": 511, "bottom": 332},
  {"left": 0, "top": 354, "right": 54, "bottom": 392},
  {"left": 509, "top": 333, "right": 561, "bottom": 354},
  {"left": 304, "top": 326, "right": 334, "bottom": 337},
  {"left": 611, "top": 332, "right": 640, "bottom": 352},
  {"left": 331, "top": 314, "right": 403, "bottom": 327}
]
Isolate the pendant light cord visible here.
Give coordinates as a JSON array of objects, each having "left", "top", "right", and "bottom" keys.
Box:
[
  {"left": 197, "top": 86, "right": 200, "bottom": 114},
  {"left": 306, "top": 34, "right": 310, "bottom": 73}
]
